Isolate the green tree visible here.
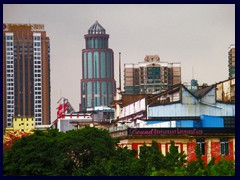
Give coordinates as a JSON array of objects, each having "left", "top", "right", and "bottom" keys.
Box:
[
  {"left": 138, "top": 143, "right": 153, "bottom": 176},
  {"left": 3, "top": 129, "right": 65, "bottom": 176},
  {"left": 139, "top": 141, "right": 165, "bottom": 176},
  {"left": 165, "top": 141, "right": 187, "bottom": 171},
  {"left": 59, "top": 126, "right": 117, "bottom": 176},
  {"left": 3, "top": 127, "right": 118, "bottom": 176},
  {"left": 149, "top": 140, "right": 165, "bottom": 171},
  {"left": 186, "top": 143, "right": 205, "bottom": 176},
  {"left": 207, "top": 158, "right": 235, "bottom": 176},
  {"left": 106, "top": 146, "right": 141, "bottom": 176},
  {"left": 153, "top": 140, "right": 186, "bottom": 176}
]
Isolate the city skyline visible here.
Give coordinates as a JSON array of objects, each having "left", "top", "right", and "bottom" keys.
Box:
[{"left": 3, "top": 4, "right": 235, "bottom": 122}]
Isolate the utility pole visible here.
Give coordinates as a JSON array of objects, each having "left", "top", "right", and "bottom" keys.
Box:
[{"left": 119, "top": 52, "right": 122, "bottom": 91}]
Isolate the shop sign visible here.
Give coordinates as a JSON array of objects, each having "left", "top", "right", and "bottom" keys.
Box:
[
  {"left": 128, "top": 128, "right": 235, "bottom": 136},
  {"left": 128, "top": 128, "right": 202, "bottom": 135}
]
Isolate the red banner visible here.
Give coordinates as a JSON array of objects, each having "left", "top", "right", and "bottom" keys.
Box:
[{"left": 57, "top": 100, "right": 68, "bottom": 118}]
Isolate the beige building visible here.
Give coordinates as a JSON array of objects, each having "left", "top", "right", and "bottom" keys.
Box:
[{"left": 124, "top": 55, "right": 181, "bottom": 94}]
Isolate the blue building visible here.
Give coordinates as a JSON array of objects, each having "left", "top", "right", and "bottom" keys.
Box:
[
  {"left": 147, "top": 78, "right": 235, "bottom": 128},
  {"left": 80, "top": 21, "right": 116, "bottom": 110}
]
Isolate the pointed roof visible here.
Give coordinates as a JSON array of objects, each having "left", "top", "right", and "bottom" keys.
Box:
[
  {"left": 194, "top": 85, "right": 215, "bottom": 99},
  {"left": 88, "top": 21, "right": 106, "bottom": 34}
]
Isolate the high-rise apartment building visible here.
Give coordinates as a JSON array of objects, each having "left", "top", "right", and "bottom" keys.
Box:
[
  {"left": 228, "top": 44, "right": 235, "bottom": 79},
  {"left": 124, "top": 55, "right": 181, "bottom": 94},
  {"left": 3, "top": 23, "right": 51, "bottom": 129},
  {"left": 80, "top": 21, "right": 116, "bottom": 110}
]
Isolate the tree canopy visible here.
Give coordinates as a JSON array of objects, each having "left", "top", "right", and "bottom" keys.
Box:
[
  {"left": 3, "top": 127, "right": 117, "bottom": 176},
  {"left": 3, "top": 127, "right": 235, "bottom": 176}
]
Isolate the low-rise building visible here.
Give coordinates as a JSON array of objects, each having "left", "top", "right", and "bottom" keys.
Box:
[
  {"left": 52, "top": 106, "right": 114, "bottom": 132},
  {"left": 109, "top": 78, "right": 235, "bottom": 164},
  {"left": 12, "top": 117, "right": 35, "bottom": 133}
]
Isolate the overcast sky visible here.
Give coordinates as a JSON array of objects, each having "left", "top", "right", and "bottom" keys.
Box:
[{"left": 3, "top": 4, "right": 235, "bottom": 122}]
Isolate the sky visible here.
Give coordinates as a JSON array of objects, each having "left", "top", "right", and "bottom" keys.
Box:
[{"left": 3, "top": 4, "right": 235, "bottom": 122}]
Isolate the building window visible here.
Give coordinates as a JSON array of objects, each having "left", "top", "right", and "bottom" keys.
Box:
[
  {"left": 220, "top": 138, "right": 229, "bottom": 156},
  {"left": 87, "top": 52, "right": 92, "bottom": 78},
  {"left": 83, "top": 52, "right": 87, "bottom": 78},
  {"left": 106, "top": 52, "right": 111, "bottom": 78},
  {"left": 101, "top": 52, "right": 106, "bottom": 78},
  {"left": 94, "top": 52, "right": 99, "bottom": 78},
  {"left": 196, "top": 138, "right": 205, "bottom": 155}
]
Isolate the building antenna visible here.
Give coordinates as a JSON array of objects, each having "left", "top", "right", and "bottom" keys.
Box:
[
  {"left": 119, "top": 52, "right": 121, "bottom": 91},
  {"left": 192, "top": 66, "right": 194, "bottom": 79}
]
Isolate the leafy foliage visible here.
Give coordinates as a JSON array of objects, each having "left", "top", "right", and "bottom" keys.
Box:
[
  {"left": 105, "top": 146, "right": 140, "bottom": 176},
  {"left": 3, "top": 128, "right": 235, "bottom": 176},
  {"left": 165, "top": 141, "right": 187, "bottom": 171},
  {"left": 3, "top": 130, "right": 31, "bottom": 153},
  {"left": 3, "top": 127, "right": 117, "bottom": 176}
]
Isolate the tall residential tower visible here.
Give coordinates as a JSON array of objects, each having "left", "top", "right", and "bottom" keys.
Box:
[
  {"left": 3, "top": 23, "right": 51, "bottom": 130},
  {"left": 80, "top": 21, "right": 116, "bottom": 110}
]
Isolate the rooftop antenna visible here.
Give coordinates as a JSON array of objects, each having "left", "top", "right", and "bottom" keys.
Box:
[
  {"left": 119, "top": 52, "right": 122, "bottom": 91},
  {"left": 192, "top": 66, "right": 194, "bottom": 80},
  {"left": 57, "top": 90, "right": 63, "bottom": 105}
]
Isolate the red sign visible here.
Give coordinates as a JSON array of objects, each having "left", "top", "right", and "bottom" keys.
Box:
[{"left": 57, "top": 101, "right": 68, "bottom": 118}]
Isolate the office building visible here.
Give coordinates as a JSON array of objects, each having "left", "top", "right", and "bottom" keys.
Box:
[
  {"left": 3, "top": 23, "right": 51, "bottom": 130},
  {"left": 124, "top": 55, "right": 181, "bottom": 94},
  {"left": 80, "top": 21, "right": 116, "bottom": 110}
]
